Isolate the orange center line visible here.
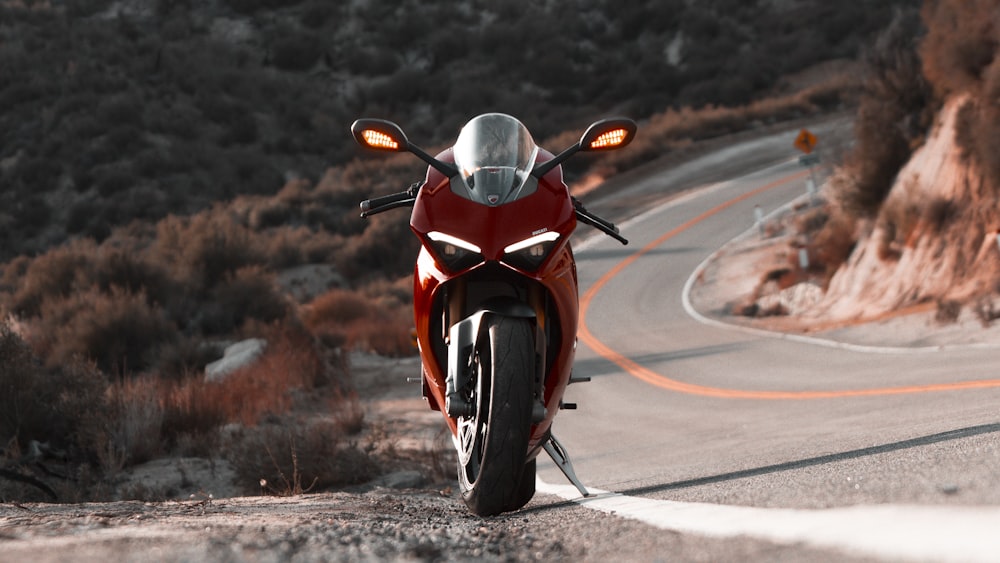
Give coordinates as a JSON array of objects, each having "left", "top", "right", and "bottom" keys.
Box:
[{"left": 578, "top": 171, "right": 1000, "bottom": 400}]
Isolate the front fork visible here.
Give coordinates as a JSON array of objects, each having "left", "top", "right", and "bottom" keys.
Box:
[
  {"left": 444, "top": 302, "right": 545, "bottom": 422},
  {"left": 443, "top": 285, "right": 547, "bottom": 424},
  {"left": 441, "top": 280, "right": 590, "bottom": 498}
]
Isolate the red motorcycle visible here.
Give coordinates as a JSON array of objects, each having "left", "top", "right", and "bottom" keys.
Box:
[{"left": 352, "top": 113, "right": 635, "bottom": 515}]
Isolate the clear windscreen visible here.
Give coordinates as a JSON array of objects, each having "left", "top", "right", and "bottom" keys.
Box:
[{"left": 452, "top": 113, "right": 539, "bottom": 206}]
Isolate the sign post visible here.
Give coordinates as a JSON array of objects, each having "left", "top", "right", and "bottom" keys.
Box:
[{"left": 794, "top": 129, "right": 820, "bottom": 204}]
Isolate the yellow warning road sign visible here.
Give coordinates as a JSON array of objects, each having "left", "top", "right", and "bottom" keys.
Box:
[{"left": 794, "top": 129, "right": 818, "bottom": 154}]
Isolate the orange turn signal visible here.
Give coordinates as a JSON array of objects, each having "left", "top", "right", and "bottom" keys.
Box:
[
  {"left": 589, "top": 128, "right": 629, "bottom": 149},
  {"left": 362, "top": 130, "right": 399, "bottom": 150}
]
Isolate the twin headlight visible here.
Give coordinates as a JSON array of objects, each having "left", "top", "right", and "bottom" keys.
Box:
[{"left": 426, "top": 230, "right": 560, "bottom": 273}]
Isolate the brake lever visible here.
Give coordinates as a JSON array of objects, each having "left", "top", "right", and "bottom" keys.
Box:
[{"left": 573, "top": 198, "right": 628, "bottom": 245}]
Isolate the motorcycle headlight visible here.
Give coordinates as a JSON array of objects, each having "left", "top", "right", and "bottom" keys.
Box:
[
  {"left": 426, "top": 231, "right": 483, "bottom": 272},
  {"left": 502, "top": 231, "right": 560, "bottom": 271}
]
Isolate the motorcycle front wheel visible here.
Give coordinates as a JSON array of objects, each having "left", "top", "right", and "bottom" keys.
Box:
[{"left": 456, "top": 316, "right": 535, "bottom": 516}]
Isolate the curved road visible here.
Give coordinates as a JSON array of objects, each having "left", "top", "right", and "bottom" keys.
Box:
[{"left": 536, "top": 137, "right": 1000, "bottom": 561}]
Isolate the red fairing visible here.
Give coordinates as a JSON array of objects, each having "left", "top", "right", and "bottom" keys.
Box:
[
  {"left": 410, "top": 150, "right": 575, "bottom": 262},
  {"left": 410, "top": 150, "right": 579, "bottom": 450}
]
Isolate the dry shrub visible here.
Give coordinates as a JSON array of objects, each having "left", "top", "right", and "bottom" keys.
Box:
[
  {"left": 794, "top": 206, "right": 832, "bottom": 236},
  {"left": 102, "top": 376, "right": 166, "bottom": 468},
  {"left": 250, "top": 201, "right": 293, "bottom": 231},
  {"left": 7, "top": 240, "right": 96, "bottom": 317},
  {"left": 934, "top": 298, "right": 963, "bottom": 324},
  {"left": 202, "top": 266, "right": 289, "bottom": 335},
  {"left": 105, "top": 322, "right": 349, "bottom": 462},
  {"left": 924, "top": 197, "right": 959, "bottom": 233},
  {"left": 1, "top": 322, "right": 108, "bottom": 490},
  {"left": 921, "top": 0, "right": 999, "bottom": 97},
  {"left": 157, "top": 376, "right": 227, "bottom": 449},
  {"left": 34, "top": 287, "right": 176, "bottom": 376},
  {"left": 842, "top": 8, "right": 936, "bottom": 219},
  {"left": 152, "top": 212, "right": 266, "bottom": 292},
  {"left": 876, "top": 197, "right": 922, "bottom": 260},
  {"left": 210, "top": 326, "right": 324, "bottom": 426},
  {"left": 264, "top": 226, "right": 340, "bottom": 267},
  {"left": 921, "top": 0, "right": 1000, "bottom": 193},
  {"left": 0, "top": 324, "right": 104, "bottom": 448},
  {"left": 153, "top": 335, "right": 221, "bottom": 382},
  {"left": 334, "top": 211, "right": 419, "bottom": 284},
  {"left": 305, "top": 289, "right": 369, "bottom": 324},
  {"left": 225, "top": 413, "right": 377, "bottom": 495},
  {"left": 95, "top": 250, "right": 174, "bottom": 305},
  {"left": 974, "top": 294, "right": 1000, "bottom": 326},
  {"left": 304, "top": 288, "right": 413, "bottom": 357},
  {"left": 806, "top": 205, "right": 857, "bottom": 285}
]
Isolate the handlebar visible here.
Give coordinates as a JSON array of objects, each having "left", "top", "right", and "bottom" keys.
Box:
[
  {"left": 573, "top": 198, "right": 628, "bottom": 245},
  {"left": 359, "top": 182, "right": 422, "bottom": 218},
  {"left": 361, "top": 187, "right": 627, "bottom": 245}
]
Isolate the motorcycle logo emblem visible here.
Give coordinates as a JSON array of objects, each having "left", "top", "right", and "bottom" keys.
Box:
[{"left": 487, "top": 194, "right": 499, "bottom": 204}]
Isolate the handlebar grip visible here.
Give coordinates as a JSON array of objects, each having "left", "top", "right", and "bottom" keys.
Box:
[{"left": 360, "top": 191, "right": 412, "bottom": 213}]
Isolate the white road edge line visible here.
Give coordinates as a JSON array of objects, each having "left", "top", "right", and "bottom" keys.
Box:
[{"left": 536, "top": 478, "right": 1000, "bottom": 562}]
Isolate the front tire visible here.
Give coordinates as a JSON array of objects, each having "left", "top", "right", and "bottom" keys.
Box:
[{"left": 456, "top": 316, "right": 534, "bottom": 516}]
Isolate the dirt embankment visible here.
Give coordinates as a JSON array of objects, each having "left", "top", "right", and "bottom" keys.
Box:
[
  {"left": 689, "top": 95, "right": 1000, "bottom": 348},
  {"left": 815, "top": 96, "right": 1000, "bottom": 320}
]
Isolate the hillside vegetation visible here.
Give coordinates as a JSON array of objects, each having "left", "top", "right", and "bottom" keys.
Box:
[
  {"left": 0, "top": 0, "right": 916, "bottom": 501},
  {"left": 1, "top": 0, "right": 914, "bottom": 259}
]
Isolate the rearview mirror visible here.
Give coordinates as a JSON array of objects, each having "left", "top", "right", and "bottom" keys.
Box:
[
  {"left": 351, "top": 118, "right": 409, "bottom": 152},
  {"left": 578, "top": 119, "right": 637, "bottom": 152},
  {"left": 531, "top": 117, "right": 637, "bottom": 178},
  {"left": 351, "top": 118, "right": 458, "bottom": 178}
]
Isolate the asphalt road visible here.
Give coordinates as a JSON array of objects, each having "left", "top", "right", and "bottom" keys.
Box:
[{"left": 534, "top": 128, "right": 1000, "bottom": 561}]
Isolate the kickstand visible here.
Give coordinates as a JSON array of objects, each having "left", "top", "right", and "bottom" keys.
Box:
[{"left": 542, "top": 434, "right": 589, "bottom": 497}]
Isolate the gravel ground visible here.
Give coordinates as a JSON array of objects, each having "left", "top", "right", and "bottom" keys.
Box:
[{"left": 0, "top": 488, "right": 880, "bottom": 562}]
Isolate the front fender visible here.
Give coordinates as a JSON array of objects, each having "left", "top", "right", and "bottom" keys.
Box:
[{"left": 445, "top": 298, "right": 536, "bottom": 418}]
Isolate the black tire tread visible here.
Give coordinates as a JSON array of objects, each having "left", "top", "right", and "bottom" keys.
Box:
[{"left": 461, "top": 316, "right": 534, "bottom": 516}]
